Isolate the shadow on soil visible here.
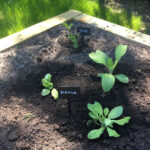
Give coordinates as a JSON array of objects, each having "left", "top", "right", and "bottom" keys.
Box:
[
  {"left": 0, "top": 21, "right": 150, "bottom": 149},
  {"left": 0, "top": 122, "right": 33, "bottom": 150}
]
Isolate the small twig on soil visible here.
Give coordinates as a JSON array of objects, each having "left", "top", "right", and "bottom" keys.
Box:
[{"left": 22, "top": 114, "right": 36, "bottom": 121}]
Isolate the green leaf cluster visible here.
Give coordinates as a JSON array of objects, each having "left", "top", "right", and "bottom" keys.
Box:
[
  {"left": 89, "top": 44, "right": 129, "bottom": 92},
  {"left": 63, "top": 22, "right": 79, "bottom": 49},
  {"left": 87, "top": 101, "right": 131, "bottom": 140},
  {"left": 63, "top": 22, "right": 74, "bottom": 31},
  {"left": 41, "top": 73, "right": 58, "bottom": 100},
  {"left": 68, "top": 34, "right": 79, "bottom": 48}
]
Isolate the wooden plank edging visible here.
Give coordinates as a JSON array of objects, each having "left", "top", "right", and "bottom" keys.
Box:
[
  {"left": 0, "top": 10, "right": 150, "bottom": 52},
  {"left": 74, "top": 13, "right": 150, "bottom": 47},
  {"left": 0, "top": 10, "right": 82, "bottom": 52}
]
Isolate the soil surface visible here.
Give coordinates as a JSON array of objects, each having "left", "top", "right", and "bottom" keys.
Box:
[{"left": 0, "top": 20, "right": 150, "bottom": 150}]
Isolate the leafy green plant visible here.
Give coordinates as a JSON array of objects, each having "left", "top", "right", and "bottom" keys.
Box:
[
  {"left": 41, "top": 73, "right": 58, "bottom": 100},
  {"left": 68, "top": 34, "right": 79, "bottom": 48},
  {"left": 89, "top": 44, "right": 129, "bottom": 92},
  {"left": 63, "top": 22, "right": 79, "bottom": 48},
  {"left": 63, "top": 22, "right": 74, "bottom": 30},
  {"left": 87, "top": 101, "right": 131, "bottom": 140}
]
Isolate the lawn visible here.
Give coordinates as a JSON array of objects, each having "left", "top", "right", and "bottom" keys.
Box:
[{"left": 0, "top": 0, "right": 142, "bottom": 39}]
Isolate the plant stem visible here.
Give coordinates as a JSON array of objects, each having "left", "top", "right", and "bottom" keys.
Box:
[
  {"left": 112, "top": 60, "right": 119, "bottom": 73},
  {"left": 93, "top": 119, "right": 100, "bottom": 126}
]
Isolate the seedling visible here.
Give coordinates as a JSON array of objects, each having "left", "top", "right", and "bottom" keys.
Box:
[
  {"left": 87, "top": 101, "right": 131, "bottom": 140},
  {"left": 68, "top": 34, "right": 79, "bottom": 48},
  {"left": 63, "top": 22, "right": 74, "bottom": 31},
  {"left": 41, "top": 73, "right": 58, "bottom": 100},
  {"left": 89, "top": 44, "right": 129, "bottom": 92},
  {"left": 63, "top": 22, "right": 79, "bottom": 48}
]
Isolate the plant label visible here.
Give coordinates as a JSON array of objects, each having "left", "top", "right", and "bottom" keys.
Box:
[
  {"left": 77, "top": 27, "right": 90, "bottom": 36},
  {"left": 58, "top": 87, "right": 80, "bottom": 98}
]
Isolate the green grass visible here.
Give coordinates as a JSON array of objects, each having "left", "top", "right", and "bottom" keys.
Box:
[{"left": 0, "top": 0, "right": 143, "bottom": 39}]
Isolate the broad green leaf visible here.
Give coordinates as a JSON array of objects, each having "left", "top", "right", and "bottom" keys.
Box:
[
  {"left": 107, "top": 58, "right": 114, "bottom": 73},
  {"left": 115, "top": 74, "right": 129, "bottom": 83},
  {"left": 104, "top": 118, "right": 113, "bottom": 126},
  {"left": 107, "top": 58, "right": 113, "bottom": 67},
  {"left": 87, "top": 103, "right": 94, "bottom": 112},
  {"left": 98, "top": 73, "right": 103, "bottom": 78},
  {"left": 41, "top": 89, "right": 50, "bottom": 96},
  {"left": 87, "top": 127, "right": 105, "bottom": 139},
  {"left": 89, "top": 50, "right": 109, "bottom": 66},
  {"left": 42, "top": 79, "right": 53, "bottom": 88},
  {"left": 115, "top": 44, "right": 127, "bottom": 61},
  {"left": 107, "top": 127, "right": 120, "bottom": 137},
  {"left": 93, "top": 101, "right": 103, "bottom": 115},
  {"left": 45, "top": 73, "right": 52, "bottom": 81},
  {"left": 113, "top": 116, "right": 131, "bottom": 125},
  {"left": 89, "top": 112, "right": 98, "bottom": 120},
  {"left": 108, "top": 106, "right": 123, "bottom": 119},
  {"left": 51, "top": 88, "right": 59, "bottom": 100},
  {"left": 102, "top": 73, "right": 115, "bottom": 92},
  {"left": 87, "top": 120, "right": 93, "bottom": 126},
  {"left": 104, "top": 107, "right": 109, "bottom": 117}
]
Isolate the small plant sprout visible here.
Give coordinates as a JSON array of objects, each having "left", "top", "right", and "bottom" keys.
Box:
[
  {"left": 63, "top": 22, "right": 74, "bottom": 31},
  {"left": 68, "top": 34, "right": 79, "bottom": 48},
  {"left": 87, "top": 101, "right": 131, "bottom": 140},
  {"left": 89, "top": 44, "right": 129, "bottom": 92},
  {"left": 41, "top": 73, "right": 58, "bottom": 100},
  {"left": 63, "top": 22, "right": 79, "bottom": 48}
]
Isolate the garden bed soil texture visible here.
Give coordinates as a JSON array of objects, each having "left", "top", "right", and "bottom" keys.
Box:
[{"left": 0, "top": 21, "right": 150, "bottom": 150}]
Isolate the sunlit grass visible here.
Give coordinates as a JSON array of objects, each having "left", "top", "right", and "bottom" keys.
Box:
[{"left": 0, "top": 0, "right": 143, "bottom": 39}]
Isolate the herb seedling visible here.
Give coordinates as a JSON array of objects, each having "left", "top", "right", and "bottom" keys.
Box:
[
  {"left": 41, "top": 73, "right": 58, "bottom": 100},
  {"left": 87, "top": 101, "right": 131, "bottom": 139},
  {"left": 89, "top": 44, "right": 129, "bottom": 92},
  {"left": 63, "top": 22, "right": 79, "bottom": 48},
  {"left": 63, "top": 22, "right": 74, "bottom": 30}
]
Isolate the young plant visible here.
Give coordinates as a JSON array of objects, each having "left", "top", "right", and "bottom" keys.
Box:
[
  {"left": 89, "top": 44, "right": 129, "bottom": 92},
  {"left": 68, "top": 34, "right": 79, "bottom": 48},
  {"left": 87, "top": 101, "right": 131, "bottom": 140},
  {"left": 41, "top": 73, "right": 58, "bottom": 100},
  {"left": 63, "top": 22, "right": 74, "bottom": 31},
  {"left": 63, "top": 22, "right": 79, "bottom": 48}
]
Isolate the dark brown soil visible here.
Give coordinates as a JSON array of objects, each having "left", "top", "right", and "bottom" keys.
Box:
[{"left": 0, "top": 20, "right": 150, "bottom": 150}]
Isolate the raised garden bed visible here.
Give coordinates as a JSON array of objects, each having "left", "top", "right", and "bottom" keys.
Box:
[{"left": 0, "top": 20, "right": 150, "bottom": 150}]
